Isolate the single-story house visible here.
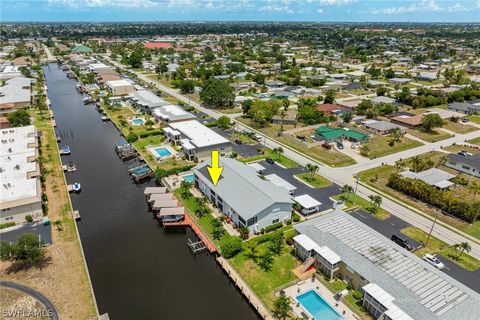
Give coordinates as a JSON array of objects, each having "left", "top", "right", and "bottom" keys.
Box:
[
  {"left": 71, "top": 44, "right": 93, "bottom": 54},
  {"left": 389, "top": 77, "right": 411, "bottom": 85},
  {"left": 152, "top": 104, "right": 196, "bottom": 123},
  {"left": 193, "top": 157, "right": 293, "bottom": 233},
  {"left": 400, "top": 168, "right": 455, "bottom": 189},
  {"left": 315, "top": 126, "right": 369, "bottom": 143},
  {"left": 446, "top": 153, "right": 480, "bottom": 177},
  {"left": 363, "top": 120, "right": 407, "bottom": 135},
  {"left": 316, "top": 103, "right": 343, "bottom": 114},
  {"left": 391, "top": 115, "right": 423, "bottom": 128},
  {"left": 105, "top": 79, "right": 135, "bottom": 96},
  {"left": 447, "top": 102, "right": 480, "bottom": 115},
  {"left": 371, "top": 96, "right": 396, "bottom": 105},
  {"left": 271, "top": 109, "right": 297, "bottom": 125},
  {"left": 416, "top": 72, "right": 438, "bottom": 81},
  {"left": 127, "top": 90, "right": 169, "bottom": 112},
  {"left": 163, "top": 120, "right": 231, "bottom": 162}
]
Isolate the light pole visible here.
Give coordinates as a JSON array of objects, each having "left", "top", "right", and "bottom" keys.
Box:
[
  {"left": 353, "top": 174, "right": 360, "bottom": 206},
  {"left": 425, "top": 209, "right": 440, "bottom": 247}
]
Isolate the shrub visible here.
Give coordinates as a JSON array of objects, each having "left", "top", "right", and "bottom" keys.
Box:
[
  {"left": 0, "top": 222, "right": 15, "bottom": 229},
  {"left": 220, "top": 237, "right": 243, "bottom": 258},
  {"left": 292, "top": 213, "right": 301, "bottom": 222},
  {"left": 205, "top": 121, "right": 218, "bottom": 128},
  {"left": 285, "top": 237, "right": 294, "bottom": 246},
  {"left": 346, "top": 282, "right": 353, "bottom": 291},
  {"left": 260, "top": 228, "right": 265, "bottom": 234},
  {"left": 352, "top": 290, "right": 364, "bottom": 300},
  {"left": 25, "top": 215, "right": 33, "bottom": 223},
  {"left": 126, "top": 133, "right": 138, "bottom": 143},
  {"left": 265, "top": 222, "right": 283, "bottom": 233},
  {"left": 138, "top": 130, "right": 162, "bottom": 138}
]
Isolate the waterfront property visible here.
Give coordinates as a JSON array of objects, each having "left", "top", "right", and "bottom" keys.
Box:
[
  {"left": 127, "top": 90, "right": 169, "bottom": 113},
  {"left": 296, "top": 290, "right": 344, "bottom": 320},
  {"left": 446, "top": 153, "right": 480, "bottom": 177},
  {"left": 163, "top": 120, "right": 231, "bottom": 162},
  {"left": 193, "top": 157, "right": 293, "bottom": 233},
  {"left": 152, "top": 104, "right": 196, "bottom": 123},
  {"left": 129, "top": 117, "right": 146, "bottom": 126},
  {"left": 105, "top": 79, "right": 135, "bottom": 96},
  {"left": 293, "top": 210, "right": 480, "bottom": 320},
  {"left": 0, "top": 125, "right": 43, "bottom": 224},
  {"left": 147, "top": 145, "right": 176, "bottom": 161}
]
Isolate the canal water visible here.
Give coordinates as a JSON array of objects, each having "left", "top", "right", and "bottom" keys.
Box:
[{"left": 43, "top": 63, "right": 260, "bottom": 320}]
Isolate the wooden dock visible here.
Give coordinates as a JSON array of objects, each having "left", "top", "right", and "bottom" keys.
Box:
[
  {"left": 163, "top": 212, "right": 217, "bottom": 254},
  {"left": 217, "top": 256, "right": 274, "bottom": 320}
]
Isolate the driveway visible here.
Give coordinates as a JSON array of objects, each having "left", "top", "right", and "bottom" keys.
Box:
[
  {"left": 211, "top": 127, "right": 263, "bottom": 158},
  {"left": 259, "top": 160, "right": 341, "bottom": 212},
  {"left": 0, "top": 222, "right": 52, "bottom": 245},
  {"left": 350, "top": 209, "right": 480, "bottom": 293}
]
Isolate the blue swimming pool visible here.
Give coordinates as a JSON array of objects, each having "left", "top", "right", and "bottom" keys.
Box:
[
  {"left": 131, "top": 118, "right": 145, "bottom": 126},
  {"left": 297, "top": 290, "right": 343, "bottom": 320},
  {"left": 154, "top": 147, "right": 172, "bottom": 157},
  {"left": 182, "top": 174, "right": 195, "bottom": 183}
]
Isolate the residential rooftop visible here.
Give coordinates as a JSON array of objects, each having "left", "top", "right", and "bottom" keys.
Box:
[{"left": 169, "top": 120, "right": 229, "bottom": 148}]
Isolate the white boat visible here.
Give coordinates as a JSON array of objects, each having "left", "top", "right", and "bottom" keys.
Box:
[{"left": 73, "top": 183, "right": 81, "bottom": 192}]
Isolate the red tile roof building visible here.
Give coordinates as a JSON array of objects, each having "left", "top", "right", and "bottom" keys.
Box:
[{"left": 144, "top": 42, "right": 173, "bottom": 49}]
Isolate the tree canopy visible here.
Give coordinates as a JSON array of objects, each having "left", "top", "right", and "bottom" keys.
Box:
[
  {"left": 200, "top": 79, "right": 235, "bottom": 109},
  {"left": 7, "top": 109, "right": 31, "bottom": 127}
]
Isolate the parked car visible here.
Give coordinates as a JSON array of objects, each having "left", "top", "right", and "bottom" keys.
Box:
[
  {"left": 458, "top": 150, "right": 473, "bottom": 157},
  {"left": 461, "top": 118, "right": 469, "bottom": 123},
  {"left": 423, "top": 254, "right": 445, "bottom": 270},
  {"left": 234, "top": 139, "right": 242, "bottom": 145},
  {"left": 336, "top": 141, "right": 344, "bottom": 150},
  {"left": 265, "top": 158, "right": 275, "bottom": 164},
  {"left": 296, "top": 134, "right": 305, "bottom": 140},
  {"left": 391, "top": 234, "right": 413, "bottom": 251},
  {"left": 322, "top": 142, "right": 332, "bottom": 150},
  {"left": 254, "top": 134, "right": 262, "bottom": 141}
]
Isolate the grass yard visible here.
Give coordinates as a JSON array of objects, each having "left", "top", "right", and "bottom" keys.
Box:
[
  {"left": 468, "top": 137, "right": 480, "bottom": 146},
  {"left": 444, "top": 144, "right": 480, "bottom": 155},
  {"left": 363, "top": 135, "right": 423, "bottom": 158},
  {"left": 230, "top": 235, "right": 299, "bottom": 310},
  {"left": 295, "top": 173, "right": 333, "bottom": 188},
  {"left": 401, "top": 227, "right": 480, "bottom": 271},
  {"left": 358, "top": 153, "right": 480, "bottom": 239},
  {"left": 332, "top": 194, "right": 390, "bottom": 221},
  {"left": 442, "top": 120, "right": 478, "bottom": 134},
  {"left": 231, "top": 132, "right": 258, "bottom": 145},
  {"left": 467, "top": 115, "right": 480, "bottom": 124},
  {"left": 407, "top": 129, "right": 452, "bottom": 143}
]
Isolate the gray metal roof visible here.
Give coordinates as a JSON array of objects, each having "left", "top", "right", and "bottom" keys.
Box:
[
  {"left": 193, "top": 157, "right": 293, "bottom": 220},
  {"left": 364, "top": 120, "right": 406, "bottom": 132},
  {"left": 447, "top": 153, "right": 480, "bottom": 171},
  {"left": 400, "top": 168, "right": 455, "bottom": 187},
  {"left": 448, "top": 102, "right": 480, "bottom": 112},
  {"left": 294, "top": 211, "right": 480, "bottom": 320},
  {"left": 0, "top": 77, "right": 31, "bottom": 104},
  {"left": 128, "top": 90, "right": 169, "bottom": 109}
]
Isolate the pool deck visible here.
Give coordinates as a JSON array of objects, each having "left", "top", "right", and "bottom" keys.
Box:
[{"left": 282, "top": 277, "right": 357, "bottom": 320}]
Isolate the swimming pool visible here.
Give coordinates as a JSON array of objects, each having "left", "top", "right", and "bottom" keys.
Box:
[
  {"left": 182, "top": 174, "right": 195, "bottom": 183},
  {"left": 154, "top": 147, "right": 172, "bottom": 157},
  {"left": 297, "top": 290, "right": 343, "bottom": 320},
  {"left": 131, "top": 118, "right": 145, "bottom": 126}
]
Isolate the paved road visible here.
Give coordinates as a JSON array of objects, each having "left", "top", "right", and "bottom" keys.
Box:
[
  {"left": 102, "top": 55, "right": 480, "bottom": 259},
  {"left": 0, "top": 281, "right": 59, "bottom": 320},
  {"left": 0, "top": 222, "right": 52, "bottom": 245},
  {"left": 350, "top": 209, "right": 480, "bottom": 293}
]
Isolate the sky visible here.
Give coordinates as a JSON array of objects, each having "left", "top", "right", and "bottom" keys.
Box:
[{"left": 1, "top": 0, "right": 480, "bottom": 22}]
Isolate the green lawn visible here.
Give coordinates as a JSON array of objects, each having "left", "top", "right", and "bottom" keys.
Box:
[
  {"left": 363, "top": 135, "right": 423, "bottom": 158},
  {"left": 444, "top": 144, "right": 480, "bottom": 155},
  {"left": 295, "top": 173, "right": 333, "bottom": 188},
  {"left": 230, "top": 236, "right": 299, "bottom": 310},
  {"left": 332, "top": 194, "right": 390, "bottom": 221},
  {"left": 467, "top": 115, "right": 480, "bottom": 124},
  {"left": 407, "top": 129, "right": 452, "bottom": 143},
  {"left": 442, "top": 120, "right": 479, "bottom": 134},
  {"left": 468, "top": 137, "right": 480, "bottom": 146},
  {"left": 401, "top": 227, "right": 480, "bottom": 271}
]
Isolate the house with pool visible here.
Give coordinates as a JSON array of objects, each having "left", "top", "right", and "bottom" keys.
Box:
[
  {"left": 163, "top": 120, "right": 231, "bottom": 162},
  {"left": 192, "top": 157, "right": 293, "bottom": 233},
  {"left": 127, "top": 90, "right": 170, "bottom": 113},
  {"left": 292, "top": 210, "right": 480, "bottom": 320}
]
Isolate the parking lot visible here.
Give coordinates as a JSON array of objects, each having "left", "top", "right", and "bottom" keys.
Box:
[
  {"left": 258, "top": 160, "right": 341, "bottom": 213},
  {"left": 0, "top": 222, "right": 52, "bottom": 246},
  {"left": 211, "top": 127, "right": 263, "bottom": 158},
  {"left": 350, "top": 208, "right": 480, "bottom": 293}
]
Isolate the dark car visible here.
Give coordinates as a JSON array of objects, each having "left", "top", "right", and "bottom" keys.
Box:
[
  {"left": 336, "top": 142, "right": 344, "bottom": 150},
  {"left": 265, "top": 158, "right": 275, "bottom": 165},
  {"left": 296, "top": 134, "right": 306, "bottom": 140},
  {"left": 322, "top": 143, "right": 332, "bottom": 150},
  {"left": 234, "top": 139, "right": 242, "bottom": 145},
  {"left": 461, "top": 118, "right": 469, "bottom": 123},
  {"left": 391, "top": 234, "right": 413, "bottom": 251}
]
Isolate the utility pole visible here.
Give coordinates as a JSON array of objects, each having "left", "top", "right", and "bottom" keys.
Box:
[{"left": 425, "top": 210, "right": 440, "bottom": 246}]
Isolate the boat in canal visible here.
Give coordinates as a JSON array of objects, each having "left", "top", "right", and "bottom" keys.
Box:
[
  {"left": 62, "top": 161, "right": 76, "bottom": 172},
  {"left": 60, "top": 145, "right": 71, "bottom": 155},
  {"left": 67, "top": 182, "right": 81, "bottom": 192}
]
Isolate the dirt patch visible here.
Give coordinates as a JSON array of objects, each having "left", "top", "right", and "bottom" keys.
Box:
[{"left": 0, "top": 288, "right": 47, "bottom": 320}]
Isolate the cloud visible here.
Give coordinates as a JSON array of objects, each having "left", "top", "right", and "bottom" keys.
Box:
[
  {"left": 317, "top": 8, "right": 324, "bottom": 13},
  {"left": 318, "top": 0, "right": 356, "bottom": 5},
  {"left": 259, "top": 5, "right": 294, "bottom": 14},
  {"left": 370, "top": 0, "right": 470, "bottom": 15}
]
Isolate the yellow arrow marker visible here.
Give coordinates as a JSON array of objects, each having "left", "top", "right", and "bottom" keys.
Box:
[{"left": 207, "top": 150, "right": 223, "bottom": 186}]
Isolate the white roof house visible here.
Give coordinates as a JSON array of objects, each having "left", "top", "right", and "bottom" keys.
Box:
[
  {"left": 265, "top": 174, "right": 297, "bottom": 194},
  {"left": 168, "top": 120, "right": 229, "bottom": 148},
  {"left": 152, "top": 104, "right": 196, "bottom": 123},
  {"left": 105, "top": 79, "right": 135, "bottom": 96},
  {"left": 400, "top": 168, "right": 455, "bottom": 189},
  {"left": 293, "top": 194, "right": 321, "bottom": 210}
]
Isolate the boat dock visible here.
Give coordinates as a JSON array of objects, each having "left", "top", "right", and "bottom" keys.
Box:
[
  {"left": 115, "top": 143, "right": 137, "bottom": 160},
  {"left": 129, "top": 164, "right": 153, "bottom": 182},
  {"left": 72, "top": 210, "right": 81, "bottom": 221}
]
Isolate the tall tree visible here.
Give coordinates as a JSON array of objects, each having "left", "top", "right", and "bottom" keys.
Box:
[
  {"left": 273, "top": 296, "right": 292, "bottom": 320},
  {"left": 200, "top": 79, "right": 235, "bottom": 109}
]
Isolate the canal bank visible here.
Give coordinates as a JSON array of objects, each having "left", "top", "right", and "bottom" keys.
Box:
[{"left": 43, "top": 63, "right": 260, "bottom": 320}]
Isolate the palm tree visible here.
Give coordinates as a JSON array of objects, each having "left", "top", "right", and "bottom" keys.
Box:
[
  {"left": 180, "top": 181, "right": 192, "bottom": 199},
  {"left": 341, "top": 184, "right": 354, "bottom": 203},
  {"left": 278, "top": 109, "right": 287, "bottom": 132},
  {"left": 273, "top": 147, "right": 284, "bottom": 160},
  {"left": 53, "top": 220, "right": 62, "bottom": 231},
  {"left": 453, "top": 242, "right": 472, "bottom": 260},
  {"left": 394, "top": 160, "right": 406, "bottom": 172},
  {"left": 305, "top": 163, "right": 319, "bottom": 178},
  {"left": 368, "top": 195, "right": 382, "bottom": 213},
  {"left": 410, "top": 156, "right": 422, "bottom": 173},
  {"left": 469, "top": 182, "right": 480, "bottom": 223},
  {"left": 273, "top": 295, "right": 292, "bottom": 320}
]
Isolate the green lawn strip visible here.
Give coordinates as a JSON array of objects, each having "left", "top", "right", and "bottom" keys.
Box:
[
  {"left": 230, "top": 239, "right": 298, "bottom": 310},
  {"left": 295, "top": 173, "right": 333, "bottom": 189},
  {"left": 443, "top": 144, "right": 480, "bottom": 155},
  {"left": 332, "top": 194, "right": 390, "bottom": 221},
  {"left": 230, "top": 132, "right": 258, "bottom": 145},
  {"left": 401, "top": 226, "right": 480, "bottom": 271},
  {"left": 344, "top": 293, "right": 369, "bottom": 317},
  {"left": 467, "top": 115, "right": 480, "bottom": 124},
  {"left": 467, "top": 137, "right": 480, "bottom": 146},
  {"left": 442, "top": 121, "right": 478, "bottom": 134},
  {"left": 407, "top": 129, "right": 452, "bottom": 143},
  {"left": 364, "top": 135, "right": 423, "bottom": 158}
]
